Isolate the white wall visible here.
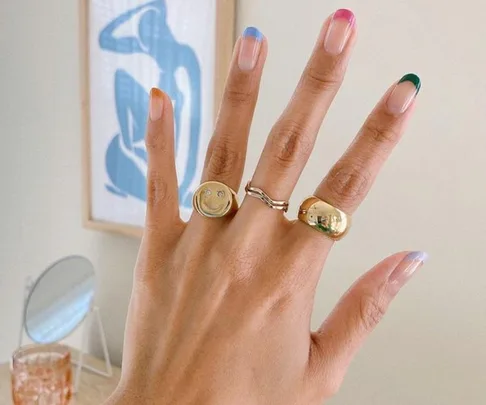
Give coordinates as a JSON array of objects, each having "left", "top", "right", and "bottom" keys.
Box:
[
  {"left": 0, "top": 0, "right": 138, "bottom": 363},
  {"left": 1, "top": 1, "right": 485, "bottom": 404}
]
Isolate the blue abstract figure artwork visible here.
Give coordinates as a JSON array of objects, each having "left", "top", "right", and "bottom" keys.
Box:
[{"left": 98, "top": 0, "right": 202, "bottom": 209}]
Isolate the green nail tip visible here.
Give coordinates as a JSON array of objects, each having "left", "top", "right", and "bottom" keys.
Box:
[{"left": 398, "top": 73, "right": 421, "bottom": 92}]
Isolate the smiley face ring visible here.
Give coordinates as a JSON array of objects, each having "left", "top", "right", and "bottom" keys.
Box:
[{"left": 193, "top": 181, "right": 239, "bottom": 218}]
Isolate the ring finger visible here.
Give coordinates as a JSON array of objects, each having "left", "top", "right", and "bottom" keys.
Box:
[{"left": 297, "top": 73, "right": 422, "bottom": 255}]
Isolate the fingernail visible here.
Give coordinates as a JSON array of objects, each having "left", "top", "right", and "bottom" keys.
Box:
[
  {"left": 149, "top": 88, "right": 164, "bottom": 121},
  {"left": 238, "top": 27, "right": 263, "bottom": 71},
  {"left": 386, "top": 73, "right": 421, "bottom": 115},
  {"left": 324, "top": 9, "right": 355, "bottom": 55},
  {"left": 389, "top": 251, "right": 428, "bottom": 289}
]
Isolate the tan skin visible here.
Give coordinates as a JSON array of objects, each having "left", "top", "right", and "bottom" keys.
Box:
[{"left": 105, "top": 13, "right": 425, "bottom": 405}]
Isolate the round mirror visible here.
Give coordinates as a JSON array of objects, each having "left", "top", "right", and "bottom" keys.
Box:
[{"left": 24, "top": 256, "right": 96, "bottom": 344}]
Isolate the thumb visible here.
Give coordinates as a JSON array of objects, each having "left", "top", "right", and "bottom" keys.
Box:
[{"left": 309, "top": 251, "right": 428, "bottom": 397}]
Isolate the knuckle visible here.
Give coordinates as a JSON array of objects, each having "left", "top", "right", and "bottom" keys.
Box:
[
  {"left": 206, "top": 138, "right": 243, "bottom": 178},
  {"left": 270, "top": 120, "right": 313, "bottom": 169},
  {"left": 145, "top": 131, "right": 168, "bottom": 153},
  {"left": 146, "top": 170, "right": 170, "bottom": 207},
  {"left": 362, "top": 116, "right": 401, "bottom": 144},
  {"left": 325, "top": 161, "right": 372, "bottom": 205},
  {"left": 358, "top": 291, "right": 388, "bottom": 332},
  {"left": 301, "top": 62, "right": 343, "bottom": 94},
  {"left": 223, "top": 77, "right": 253, "bottom": 107}
]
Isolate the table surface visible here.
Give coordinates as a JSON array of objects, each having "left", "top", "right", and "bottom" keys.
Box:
[{"left": 0, "top": 347, "right": 121, "bottom": 404}]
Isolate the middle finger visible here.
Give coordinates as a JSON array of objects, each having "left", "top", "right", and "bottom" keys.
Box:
[{"left": 244, "top": 9, "right": 357, "bottom": 211}]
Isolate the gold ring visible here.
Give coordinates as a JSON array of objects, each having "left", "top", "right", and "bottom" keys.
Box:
[
  {"left": 298, "top": 197, "right": 351, "bottom": 240},
  {"left": 193, "top": 181, "right": 238, "bottom": 218},
  {"left": 244, "top": 181, "right": 289, "bottom": 212}
]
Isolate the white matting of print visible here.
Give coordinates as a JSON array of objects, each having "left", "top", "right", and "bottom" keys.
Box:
[{"left": 89, "top": 0, "right": 215, "bottom": 226}]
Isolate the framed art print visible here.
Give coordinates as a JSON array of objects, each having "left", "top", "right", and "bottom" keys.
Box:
[{"left": 80, "top": 0, "right": 235, "bottom": 237}]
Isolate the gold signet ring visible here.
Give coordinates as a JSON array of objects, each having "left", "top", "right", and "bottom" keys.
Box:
[
  {"left": 298, "top": 197, "right": 351, "bottom": 240},
  {"left": 193, "top": 181, "right": 238, "bottom": 218}
]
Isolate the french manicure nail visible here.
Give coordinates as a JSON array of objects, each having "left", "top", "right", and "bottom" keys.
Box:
[
  {"left": 386, "top": 73, "right": 421, "bottom": 115},
  {"left": 149, "top": 88, "right": 164, "bottom": 121},
  {"left": 238, "top": 27, "right": 263, "bottom": 71},
  {"left": 324, "top": 9, "right": 355, "bottom": 55},
  {"left": 389, "top": 251, "right": 428, "bottom": 289}
]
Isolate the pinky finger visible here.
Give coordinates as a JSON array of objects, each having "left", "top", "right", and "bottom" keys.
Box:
[
  {"left": 309, "top": 251, "right": 428, "bottom": 396},
  {"left": 145, "top": 88, "right": 180, "bottom": 231}
]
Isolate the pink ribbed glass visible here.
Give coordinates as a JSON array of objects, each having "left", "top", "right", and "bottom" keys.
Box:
[{"left": 11, "top": 344, "right": 72, "bottom": 405}]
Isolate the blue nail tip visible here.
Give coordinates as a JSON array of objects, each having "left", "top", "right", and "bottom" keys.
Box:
[{"left": 243, "top": 26, "right": 263, "bottom": 41}]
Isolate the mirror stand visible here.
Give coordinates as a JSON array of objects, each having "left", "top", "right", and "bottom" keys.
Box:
[
  {"left": 17, "top": 275, "right": 35, "bottom": 348},
  {"left": 73, "top": 305, "right": 113, "bottom": 392}
]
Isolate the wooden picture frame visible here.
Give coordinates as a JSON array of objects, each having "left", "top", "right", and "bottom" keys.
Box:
[{"left": 80, "top": 0, "right": 236, "bottom": 237}]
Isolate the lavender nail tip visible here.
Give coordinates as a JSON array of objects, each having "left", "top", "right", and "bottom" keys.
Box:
[{"left": 406, "top": 251, "right": 429, "bottom": 263}]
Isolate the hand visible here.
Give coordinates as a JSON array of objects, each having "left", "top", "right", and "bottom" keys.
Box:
[{"left": 106, "top": 9, "right": 426, "bottom": 405}]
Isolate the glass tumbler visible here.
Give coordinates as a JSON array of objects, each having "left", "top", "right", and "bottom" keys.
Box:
[{"left": 11, "top": 344, "right": 72, "bottom": 405}]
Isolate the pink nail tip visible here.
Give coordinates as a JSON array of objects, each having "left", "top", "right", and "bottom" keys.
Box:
[{"left": 333, "top": 9, "right": 355, "bottom": 24}]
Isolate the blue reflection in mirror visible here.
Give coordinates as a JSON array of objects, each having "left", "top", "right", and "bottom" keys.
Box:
[{"left": 25, "top": 256, "right": 95, "bottom": 344}]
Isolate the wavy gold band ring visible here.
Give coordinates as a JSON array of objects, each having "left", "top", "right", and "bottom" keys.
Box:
[{"left": 244, "top": 181, "right": 289, "bottom": 213}]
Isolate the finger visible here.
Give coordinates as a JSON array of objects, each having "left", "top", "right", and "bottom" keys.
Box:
[
  {"left": 316, "top": 73, "right": 421, "bottom": 216},
  {"left": 144, "top": 88, "right": 180, "bottom": 232},
  {"left": 202, "top": 27, "right": 267, "bottom": 192},
  {"left": 246, "top": 10, "right": 357, "bottom": 208},
  {"left": 295, "top": 74, "right": 421, "bottom": 253},
  {"left": 309, "top": 251, "right": 428, "bottom": 398}
]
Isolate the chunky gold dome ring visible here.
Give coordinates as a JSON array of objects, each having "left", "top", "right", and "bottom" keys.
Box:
[
  {"left": 298, "top": 197, "right": 351, "bottom": 240},
  {"left": 193, "top": 181, "right": 239, "bottom": 218}
]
